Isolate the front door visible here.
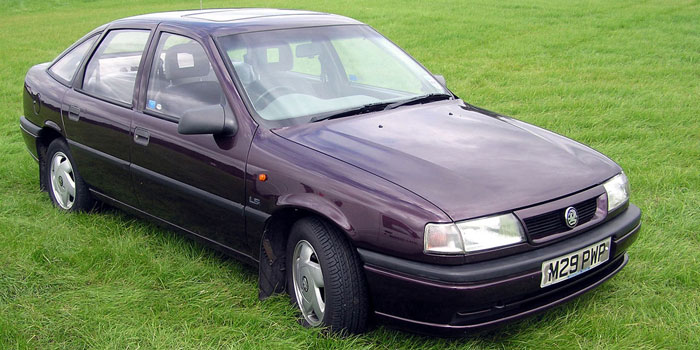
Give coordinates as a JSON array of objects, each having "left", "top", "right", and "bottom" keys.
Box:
[{"left": 129, "top": 31, "right": 251, "bottom": 256}]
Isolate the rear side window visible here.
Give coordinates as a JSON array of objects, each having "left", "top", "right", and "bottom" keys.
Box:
[
  {"left": 49, "top": 35, "right": 98, "bottom": 85},
  {"left": 82, "top": 30, "right": 150, "bottom": 105},
  {"left": 145, "top": 33, "right": 223, "bottom": 119}
]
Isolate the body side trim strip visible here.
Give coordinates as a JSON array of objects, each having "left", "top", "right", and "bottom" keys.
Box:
[
  {"left": 68, "top": 139, "right": 245, "bottom": 217},
  {"left": 244, "top": 206, "right": 271, "bottom": 223},
  {"left": 67, "top": 139, "right": 129, "bottom": 167},
  {"left": 130, "top": 163, "right": 244, "bottom": 216}
]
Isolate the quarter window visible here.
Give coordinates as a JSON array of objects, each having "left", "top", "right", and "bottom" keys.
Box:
[
  {"left": 49, "top": 35, "right": 98, "bottom": 85},
  {"left": 146, "top": 33, "right": 224, "bottom": 119},
  {"left": 82, "top": 30, "right": 150, "bottom": 105}
]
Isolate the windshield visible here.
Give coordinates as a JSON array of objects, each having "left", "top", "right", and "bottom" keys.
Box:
[{"left": 217, "top": 25, "right": 450, "bottom": 126}]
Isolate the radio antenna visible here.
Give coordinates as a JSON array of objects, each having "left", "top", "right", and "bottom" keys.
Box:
[{"left": 200, "top": 0, "right": 203, "bottom": 10}]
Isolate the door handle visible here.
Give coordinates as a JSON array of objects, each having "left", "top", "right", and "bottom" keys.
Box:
[
  {"left": 68, "top": 105, "right": 80, "bottom": 121},
  {"left": 133, "top": 127, "right": 150, "bottom": 146}
]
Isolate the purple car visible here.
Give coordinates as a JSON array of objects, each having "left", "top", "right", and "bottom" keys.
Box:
[{"left": 19, "top": 9, "right": 640, "bottom": 335}]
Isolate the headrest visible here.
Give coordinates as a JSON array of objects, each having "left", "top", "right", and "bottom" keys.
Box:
[
  {"left": 163, "top": 43, "right": 210, "bottom": 80},
  {"left": 232, "top": 62, "right": 257, "bottom": 84},
  {"left": 295, "top": 42, "right": 322, "bottom": 58},
  {"left": 247, "top": 42, "right": 293, "bottom": 72}
]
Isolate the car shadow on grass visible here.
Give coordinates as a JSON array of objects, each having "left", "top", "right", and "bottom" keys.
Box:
[
  {"left": 361, "top": 290, "right": 603, "bottom": 346},
  {"left": 92, "top": 203, "right": 605, "bottom": 344}
]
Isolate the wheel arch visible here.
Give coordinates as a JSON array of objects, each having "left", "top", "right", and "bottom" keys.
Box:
[
  {"left": 36, "top": 126, "right": 65, "bottom": 191},
  {"left": 257, "top": 200, "right": 358, "bottom": 300}
]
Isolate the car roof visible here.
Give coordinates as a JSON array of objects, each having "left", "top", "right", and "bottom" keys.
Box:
[{"left": 113, "top": 8, "right": 363, "bottom": 36}]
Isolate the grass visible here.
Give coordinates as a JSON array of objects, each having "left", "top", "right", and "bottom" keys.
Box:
[{"left": 0, "top": 0, "right": 698, "bottom": 348}]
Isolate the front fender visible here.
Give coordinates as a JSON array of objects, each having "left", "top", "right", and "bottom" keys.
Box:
[
  {"left": 276, "top": 193, "right": 352, "bottom": 232},
  {"left": 248, "top": 128, "right": 453, "bottom": 266}
]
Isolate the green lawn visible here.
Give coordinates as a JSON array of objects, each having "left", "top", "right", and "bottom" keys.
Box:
[{"left": 1, "top": 0, "right": 698, "bottom": 349}]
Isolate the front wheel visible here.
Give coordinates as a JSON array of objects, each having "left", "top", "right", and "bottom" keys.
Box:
[
  {"left": 44, "top": 138, "right": 94, "bottom": 212},
  {"left": 286, "top": 217, "right": 369, "bottom": 334}
]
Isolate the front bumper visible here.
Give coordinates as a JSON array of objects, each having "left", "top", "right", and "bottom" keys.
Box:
[{"left": 358, "top": 204, "right": 641, "bottom": 335}]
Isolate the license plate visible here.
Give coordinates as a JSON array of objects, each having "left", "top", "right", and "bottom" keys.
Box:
[{"left": 540, "top": 237, "right": 611, "bottom": 288}]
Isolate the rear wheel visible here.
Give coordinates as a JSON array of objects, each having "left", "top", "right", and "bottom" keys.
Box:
[
  {"left": 286, "top": 217, "right": 369, "bottom": 334},
  {"left": 45, "top": 139, "right": 94, "bottom": 212}
]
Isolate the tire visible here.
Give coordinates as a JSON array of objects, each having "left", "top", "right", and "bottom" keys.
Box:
[
  {"left": 286, "top": 217, "right": 369, "bottom": 334},
  {"left": 44, "top": 138, "right": 95, "bottom": 212}
]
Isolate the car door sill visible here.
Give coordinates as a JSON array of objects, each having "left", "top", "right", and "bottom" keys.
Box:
[{"left": 89, "top": 189, "right": 259, "bottom": 266}]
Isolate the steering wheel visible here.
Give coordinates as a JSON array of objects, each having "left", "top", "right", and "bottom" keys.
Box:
[{"left": 253, "top": 86, "right": 296, "bottom": 110}]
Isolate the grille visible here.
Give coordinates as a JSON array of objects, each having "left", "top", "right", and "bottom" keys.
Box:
[{"left": 523, "top": 197, "right": 599, "bottom": 241}]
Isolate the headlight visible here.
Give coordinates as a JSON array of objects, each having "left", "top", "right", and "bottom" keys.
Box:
[
  {"left": 424, "top": 213, "right": 525, "bottom": 254},
  {"left": 457, "top": 214, "right": 525, "bottom": 252},
  {"left": 603, "top": 172, "right": 630, "bottom": 212}
]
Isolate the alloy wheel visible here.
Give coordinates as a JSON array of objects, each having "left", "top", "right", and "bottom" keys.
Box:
[
  {"left": 292, "top": 240, "right": 326, "bottom": 326},
  {"left": 50, "top": 151, "right": 76, "bottom": 210}
]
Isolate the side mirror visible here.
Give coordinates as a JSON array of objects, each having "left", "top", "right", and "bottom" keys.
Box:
[
  {"left": 433, "top": 74, "right": 447, "bottom": 87},
  {"left": 178, "top": 105, "right": 237, "bottom": 136}
]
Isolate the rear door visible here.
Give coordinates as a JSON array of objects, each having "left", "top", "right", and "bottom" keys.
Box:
[
  {"left": 129, "top": 29, "right": 252, "bottom": 257},
  {"left": 62, "top": 26, "right": 154, "bottom": 205}
]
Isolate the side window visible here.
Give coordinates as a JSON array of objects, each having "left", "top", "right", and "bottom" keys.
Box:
[
  {"left": 82, "top": 30, "right": 150, "bottom": 105},
  {"left": 146, "top": 33, "right": 223, "bottom": 119},
  {"left": 49, "top": 35, "right": 98, "bottom": 85},
  {"left": 227, "top": 48, "right": 247, "bottom": 62}
]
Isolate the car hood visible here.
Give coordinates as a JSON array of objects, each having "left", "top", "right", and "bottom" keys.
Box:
[{"left": 273, "top": 100, "right": 620, "bottom": 221}]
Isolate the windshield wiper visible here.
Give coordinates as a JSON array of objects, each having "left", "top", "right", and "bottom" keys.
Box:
[
  {"left": 309, "top": 102, "right": 392, "bottom": 123},
  {"left": 383, "top": 93, "right": 452, "bottom": 110},
  {"left": 308, "top": 93, "right": 452, "bottom": 123}
]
